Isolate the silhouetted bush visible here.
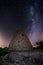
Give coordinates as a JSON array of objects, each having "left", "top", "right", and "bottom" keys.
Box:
[{"left": 36, "top": 41, "right": 43, "bottom": 49}]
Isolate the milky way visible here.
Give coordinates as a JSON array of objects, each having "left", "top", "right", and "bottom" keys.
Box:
[{"left": 27, "top": 0, "right": 43, "bottom": 46}]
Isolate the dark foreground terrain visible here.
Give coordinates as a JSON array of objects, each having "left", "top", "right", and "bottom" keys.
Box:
[{"left": 0, "top": 49, "right": 43, "bottom": 65}]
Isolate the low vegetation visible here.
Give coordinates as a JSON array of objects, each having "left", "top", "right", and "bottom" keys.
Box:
[{"left": 0, "top": 47, "right": 8, "bottom": 56}]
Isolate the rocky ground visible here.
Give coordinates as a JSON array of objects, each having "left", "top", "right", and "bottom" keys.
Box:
[{"left": 0, "top": 49, "right": 43, "bottom": 65}]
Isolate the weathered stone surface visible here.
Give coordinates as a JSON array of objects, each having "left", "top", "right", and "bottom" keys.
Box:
[
  {"left": 1, "top": 50, "right": 43, "bottom": 65},
  {"left": 8, "top": 30, "right": 32, "bottom": 51}
]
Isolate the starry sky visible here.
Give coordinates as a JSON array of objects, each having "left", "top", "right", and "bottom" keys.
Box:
[{"left": 0, "top": 0, "right": 43, "bottom": 47}]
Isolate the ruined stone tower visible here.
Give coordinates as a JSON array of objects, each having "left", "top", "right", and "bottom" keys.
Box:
[{"left": 8, "top": 30, "right": 32, "bottom": 51}]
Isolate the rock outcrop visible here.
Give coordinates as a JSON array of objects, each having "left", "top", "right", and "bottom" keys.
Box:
[{"left": 1, "top": 49, "right": 43, "bottom": 65}]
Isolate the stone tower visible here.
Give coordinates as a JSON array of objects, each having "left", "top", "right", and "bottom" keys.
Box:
[{"left": 8, "top": 30, "right": 32, "bottom": 51}]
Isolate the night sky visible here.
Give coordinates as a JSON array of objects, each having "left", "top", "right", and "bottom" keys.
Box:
[{"left": 0, "top": 0, "right": 43, "bottom": 47}]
